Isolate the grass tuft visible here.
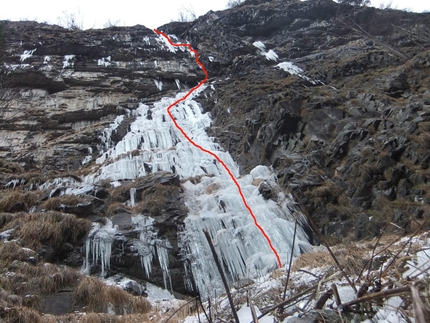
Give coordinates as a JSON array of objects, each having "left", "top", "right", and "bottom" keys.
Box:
[
  {"left": 74, "top": 277, "right": 151, "bottom": 315},
  {"left": 1, "top": 211, "right": 91, "bottom": 250},
  {"left": 0, "top": 191, "right": 41, "bottom": 213}
]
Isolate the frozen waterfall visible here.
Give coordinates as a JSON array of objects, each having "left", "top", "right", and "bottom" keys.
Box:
[
  {"left": 75, "top": 33, "right": 311, "bottom": 295},
  {"left": 78, "top": 83, "right": 311, "bottom": 295},
  {"left": 92, "top": 86, "right": 238, "bottom": 182}
]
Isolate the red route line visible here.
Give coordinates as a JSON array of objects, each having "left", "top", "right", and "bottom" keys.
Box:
[{"left": 153, "top": 29, "right": 282, "bottom": 268}]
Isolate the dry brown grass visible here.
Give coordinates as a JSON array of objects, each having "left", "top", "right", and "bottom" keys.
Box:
[
  {"left": 0, "top": 212, "right": 15, "bottom": 228},
  {"left": 0, "top": 305, "right": 41, "bottom": 323},
  {"left": 416, "top": 132, "right": 430, "bottom": 149},
  {"left": 74, "top": 277, "right": 151, "bottom": 315},
  {"left": 106, "top": 203, "right": 131, "bottom": 217},
  {"left": 39, "top": 312, "right": 182, "bottom": 323},
  {"left": 0, "top": 159, "right": 24, "bottom": 174},
  {"left": 21, "top": 212, "right": 91, "bottom": 249},
  {"left": 40, "top": 194, "right": 85, "bottom": 210},
  {"left": 110, "top": 183, "right": 134, "bottom": 202},
  {"left": 133, "top": 184, "right": 182, "bottom": 216},
  {"left": 39, "top": 197, "right": 62, "bottom": 210},
  {"left": 0, "top": 190, "right": 41, "bottom": 212},
  {"left": 205, "top": 182, "right": 221, "bottom": 194},
  {"left": 292, "top": 244, "right": 369, "bottom": 276},
  {"left": 0, "top": 241, "right": 37, "bottom": 265},
  {"left": 0, "top": 248, "right": 81, "bottom": 295},
  {"left": 1, "top": 211, "right": 91, "bottom": 250},
  {"left": 304, "top": 180, "right": 342, "bottom": 205},
  {"left": 180, "top": 174, "right": 207, "bottom": 185}
]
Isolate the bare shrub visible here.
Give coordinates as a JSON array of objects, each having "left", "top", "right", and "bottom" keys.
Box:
[
  {"left": 176, "top": 5, "right": 197, "bottom": 22},
  {"left": 56, "top": 9, "right": 85, "bottom": 30}
]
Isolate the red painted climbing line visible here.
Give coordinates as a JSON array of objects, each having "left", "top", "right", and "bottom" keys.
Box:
[{"left": 153, "top": 29, "right": 282, "bottom": 268}]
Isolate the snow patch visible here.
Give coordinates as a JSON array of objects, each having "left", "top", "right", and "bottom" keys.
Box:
[
  {"left": 146, "top": 282, "right": 174, "bottom": 301},
  {"left": 265, "top": 49, "right": 279, "bottom": 61},
  {"left": 253, "top": 41, "right": 266, "bottom": 52},
  {"left": 277, "top": 62, "right": 304, "bottom": 75},
  {"left": 20, "top": 49, "right": 36, "bottom": 62},
  {"left": 237, "top": 304, "right": 274, "bottom": 323},
  {"left": 98, "top": 56, "right": 112, "bottom": 67},
  {"left": 277, "top": 61, "right": 322, "bottom": 85},
  {"left": 253, "top": 41, "right": 278, "bottom": 61},
  {"left": 0, "top": 229, "right": 14, "bottom": 241},
  {"left": 63, "top": 55, "right": 75, "bottom": 69}
]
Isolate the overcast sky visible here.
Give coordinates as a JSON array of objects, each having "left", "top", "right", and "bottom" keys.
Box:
[{"left": 0, "top": 0, "right": 428, "bottom": 30}]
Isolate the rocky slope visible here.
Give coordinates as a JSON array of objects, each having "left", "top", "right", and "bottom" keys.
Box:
[
  {"left": 0, "top": 0, "right": 430, "bottom": 320},
  {"left": 162, "top": 0, "right": 430, "bottom": 242}
]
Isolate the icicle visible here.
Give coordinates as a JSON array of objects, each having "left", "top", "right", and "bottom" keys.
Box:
[
  {"left": 82, "top": 220, "right": 120, "bottom": 277},
  {"left": 156, "top": 244, "right": 173, "bottom": 291},
  {"left": 130, "top": 188, "right": 137, "bottom": 207}
]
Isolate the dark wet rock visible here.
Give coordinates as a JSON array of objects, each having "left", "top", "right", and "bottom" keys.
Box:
[
  {"left": 393, "top": 209, "right": 411, "bottom": 232},
  {"left": 258, "top": 180, "right": 272, "bottom": 199},
  {"left": 325, "top": 220, "right": 352, "bottom": 237},
  {"left": 384, "top": 73, "right": 409, "bottom": 97},
  {"left": 355, "top": 214, "right": 380, "bottom": 240},
  {"left": 40, "top": 292, "right": 74, "bottom": 315},
  {"left": 135, "top": 172, "right": 180, "bottom": 198}
]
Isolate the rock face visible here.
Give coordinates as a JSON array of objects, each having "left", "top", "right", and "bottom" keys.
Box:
[
  {"left": 1, "top": 0, "right": 430, "bottom": 296},
  {"left": 0, "top": 21, "right": 203, "bottom": 171},
  {"left": 162, "top": 0, "right": 430, "bottom": 242}
]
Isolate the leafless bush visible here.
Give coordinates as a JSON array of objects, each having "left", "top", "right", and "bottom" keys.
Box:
[
  {"left": 176, "top": 5, "right": 197, "bottom": 23},
  {"left": 56, "top": 9, "right": 85, "bottom": 30}
]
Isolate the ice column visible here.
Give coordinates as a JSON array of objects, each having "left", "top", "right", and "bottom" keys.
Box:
[
  {"left": 130, "top": 188, "right": 137, "bottom": 207},
  {"left": 156, "top": 244, "right": 173, "bottom": 291},
  {"left": 83, "top": 220, "right": 120, "bottom": 277}
]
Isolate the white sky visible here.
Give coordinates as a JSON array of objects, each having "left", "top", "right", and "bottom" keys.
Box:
[{"left": 0, "top": 0, "right": 428, "bottom": 30}]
